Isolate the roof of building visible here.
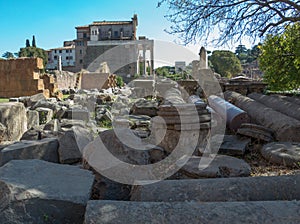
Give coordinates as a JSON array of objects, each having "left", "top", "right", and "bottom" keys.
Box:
[
  {"left": 48, "top": 45, "right": 75, "bottom": 51},
  {"left": 76, "top": 20, "right": 133, "bottom": 29}
]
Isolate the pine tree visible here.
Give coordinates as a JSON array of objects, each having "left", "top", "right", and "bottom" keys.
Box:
[
  {"left": 26, "top": 39, "right": 30, "bottom": 47},
  {"left": 32, "top": 35, "right": 36, "bottom": 48}
]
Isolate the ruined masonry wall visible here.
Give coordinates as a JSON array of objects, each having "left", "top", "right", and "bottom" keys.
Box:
[{"left": 0, "top": 58, "right": 49, "bottom": 98}]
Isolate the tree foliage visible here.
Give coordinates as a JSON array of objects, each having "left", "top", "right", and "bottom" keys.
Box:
[
  {"left": 19, "top": 47, "right": 48, "bottom": 67},
  {"left": 2, "top": 52, "right": 15, "bottom": 59},
  {"left": 158, "top": 0, "right": 300, "bottom": 45},
  {"left": 235, "top": 44, "right": 262, "bottom": 64},
  {"left": 259, "top": 22, "right": 300, "bottom": 91},
  {"left": 209, "top": 50, "right": 242, "bottom": 77}
]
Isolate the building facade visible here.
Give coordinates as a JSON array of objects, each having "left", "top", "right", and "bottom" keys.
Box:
[
  {"left": 46, "top": 42, "right": 76, "bottom": 71},
  {"left": 74, "top": 14, "right": 154, "bottom": 78}
]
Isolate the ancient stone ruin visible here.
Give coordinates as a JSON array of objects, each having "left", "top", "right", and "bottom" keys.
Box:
[{"left": 0, "top": 61, "right": 300, "bottom": 223}]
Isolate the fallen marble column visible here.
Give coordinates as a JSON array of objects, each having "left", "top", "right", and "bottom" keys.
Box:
[
  {"left": 131, "top": 175, "right": 300, "bottom": 202},
  {"left": 208, "top": 95, "right": 249, "bottom": 131},
  {"left": 272, "top": 94, "right": 300, "bottom": 106},
  {"left": 249, "top": 92, "right": 300, "bottom": 121},
  {"left": 224, "top": 91, "right": 300, "bottom": 142},
  {"left": 84, "top": 200, "right": 300, "bottom": 224}
]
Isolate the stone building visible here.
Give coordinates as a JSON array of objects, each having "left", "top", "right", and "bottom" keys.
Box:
[{"left": 74, "top": 14, "right": 154, "bottom": 78}]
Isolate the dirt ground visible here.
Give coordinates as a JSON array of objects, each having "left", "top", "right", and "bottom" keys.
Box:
[{"left": 244, "top": 142, "right": 300, "bottom": 177}]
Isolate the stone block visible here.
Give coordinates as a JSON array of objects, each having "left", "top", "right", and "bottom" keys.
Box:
[
  {"left": 58, "top": 126, "right": 93, "bottom": 164},
  {"left": 178, "top": 155, "right": 251, "bottom": 178},
  {"left": 36, "top": 107, "right": 53, "bottom": 124},
  {"left": 0, "top": 138, "right": 59, "bottom": 166},
  {"left": 0, "top": 102, "right": 27, "bottom": 141},
  {"left": 26, "top": 110, "right": 39, "bottom": 129},
  {"left": 0, "top": 159, "right": 94, "bottom": 224},
  {"left": 65, "top": 107, "right": 90, "bottom": 121}
]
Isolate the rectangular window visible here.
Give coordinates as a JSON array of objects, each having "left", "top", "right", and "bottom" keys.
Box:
[
  {"left": 80, "top": 59, "right": 83, "bottom": 64},
  {"left": 114, "top": 31, "right": 118, "bottom": 38},
  {"left": 83, "top": 33, "right": 87, "bottom": 38},
  {"left": 59, "top": 50, "right": 62, "bottom": 53},
  {"left": 80, "top": 50, "right": 82, "bottom": 54},
  {"left": 69, "top": 56, "right": 73, "bottom": 60},
  {"left": 66, "top": 50, "right": 69, "bottom": 53},
  {"left": 69, "top": 50, "right": 72, "bottom": 53},
  {"left": 66, "top": 56, "right": 69, "bottom": 60},
  {"left": 54, "top": 56, "right": 58, "bottom": 60},
  {"left": 54, "top": 50, "right": 57, "bottom": 53}
]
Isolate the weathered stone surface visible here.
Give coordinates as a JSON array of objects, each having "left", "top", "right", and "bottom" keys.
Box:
[
  {"left": 58, "top": 126, "right": 93, "bottom": 164},
  {"left": 224, "top": 91, "right": 300, "bottom": 142},
  {"left": 36, "top": 107, "right": 53, "bottom": 125},
  {"left": 179, "top": 155, "right": 251, "bottom": 178},
  {"left": 131, "top": 98, "right": 158, "bottom": 117},
  {"left": 21, "top": 128, "right": 57, "bottom": 140},
  {"left": 27, "top": 93, "right": 47, "bottom": 107},
  {"left": 237, "top": 128, "right": 274, "bottom": 142},
  {"left": 85, "top": 129, "right": 149, "bottom": 166},
  {"left": 26, "top": 110, "right": 39, "bottom": 129},
  {"left": 249, "top": 93, "right": 300, "bottom": 121},
  {"left": 60, "top": 119, "right": 87, "bottom": 129},
  {"left": 0, "top": 122, "right": 6, "bottom": 142},
  {"left": 261, "top": 142, "right": 300, "bottom": 167},
  {"left": 131, "top": 175, "right": 300, "bottom": 202},
  {"left": 44, "top": 119, "right": 61, "bottom": 131},
  {"left": 210, "top": 135, "right": 250, "bottom": 155},
  {"left": 0, "top": 159, "right": 94, "bottom": 224},
  {"left": 64, "top": 107, "right": 90, "bottom": 121},
  {"left": 0, "top": 102, "right": 27, "bottom": 141},
  {"left": 0, "top": 138, "right": 59, "bottom": 166},
  {"left": 84, "top": 200, "right": 300, "bottom": 224}
]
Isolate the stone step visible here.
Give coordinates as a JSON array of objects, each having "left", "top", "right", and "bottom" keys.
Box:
[
  {"left": 84, "top": 200, "right": 300, "bottom": 224},
  {"left": 131, "top": 175, "right": 300, "bottom": 202}
]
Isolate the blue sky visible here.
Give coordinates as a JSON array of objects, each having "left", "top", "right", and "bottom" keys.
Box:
[
  {"left": 0, "top": 0, "right": 253, "bottom": 55},
  {"left": 0, "top": 0, "right": 176, "bottom": 53}
]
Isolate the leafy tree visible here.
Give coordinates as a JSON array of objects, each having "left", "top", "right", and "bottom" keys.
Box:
[
  {"left": 158, "top": 0, "right": 300, "bottom": 45},
  {"left": 259, "top": 23, "right": 300, "bottom": 91},
  {"left": 2, "top": 51, "right": 15, "bottom": 59},
  {"left": 209, "top": 50, "right": 242, "bottom": 78},
  {"left": 32, "top": 35, "right": 36, "bottom": 48},
  {"left": 19, "top": 47, "right": 48, "bottom": 67},
  {"left": 26, "top": 39, "right": 30, "bottom": 47}
]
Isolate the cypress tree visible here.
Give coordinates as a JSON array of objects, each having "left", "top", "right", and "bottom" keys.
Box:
[
  {"left": 26, "top": 39, "right": 30, "bottom": 47},
  {"left": 32, "top": 35, "right": 36, "bottom": 48}
]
